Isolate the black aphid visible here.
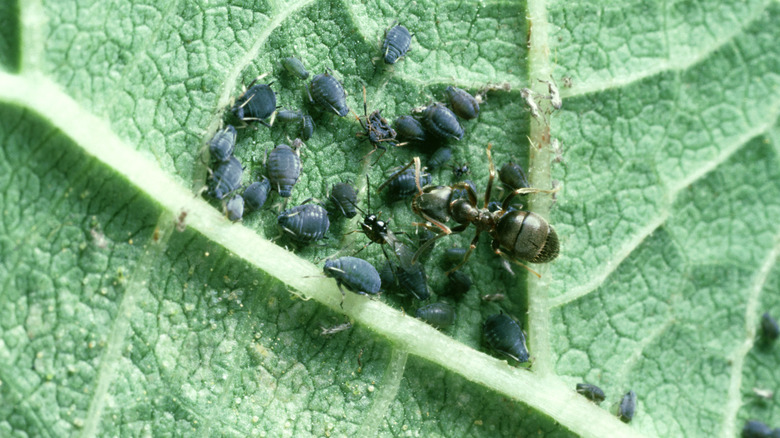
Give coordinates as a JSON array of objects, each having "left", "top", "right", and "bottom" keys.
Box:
[
  {"left": 416, "top": 302, "right": 456, "bottom": 329},
  {"left": 442, "top": 248, "right": 468, "bottom": 268},
  {"left": 742, "top": 420, "right": 776, "bottom": 438},
  {"left": 277, "top": 202, "right": 330, "bottom": 243},
  {"left": 226, "top": 195, "right": 244, "bottom": 222},
  {"left": 233, "top": 79, "right": 276, "bottom": 127},
  {"left": 300, "top": 114, "right": 315, "bottom": 140},
  {"left": 329, "top": 182, "right": 358, "bottom": 218},
  {"left": 394, "top": 115, "right": 426, "bottom": 143},
  {"left": 276, "top": 109, "right": 303, "bottom": 123},
  {"left": 441, "top": 270, "right": 471, "bottom": 299},
  {"left": 445, "top": 86, "right": 479, "bottom": 120},
  {"left": 499, "top": 162, "right": 529, "bottom": 190},
  {"left": 324, "top": 256, "right": 381, "bottom": 301},
  {"left": 209, "top": 125, "right": 237, "bottom": 162},
  {"left": 267, "top": 143, "right": 302, "bottom": 197},
  {"left": 422, "top": 103, "right": 463, "bottom": 140},
  {"left": 483, "top": 313, "right": 529, "bottom": 363},
  {"left": 208, "top": 155, "right": 243, "bottom": 200},
  {"left": 391, "top": 243, "right": 430, "bottom": 300},
  {"left": 412, "top": 227, "right": 437, "bottom": 262},
  {"left": 576, "top": 383, "right": 605, "bottom": 404},
  {"left": 428, "top": 147, "right": 452, "bottom": 170},
  {"left": 281, "top": 56, "right": 309, "bottom": 79},
  {"left": 243, "top": 177, "right": 271, "bottom": 211},
  {"left": 379, "top": 260, "right": 399, "bottom": 292},
  {"left": 761, "top": 312, "right": 779, "bottom": 341},
  {"left": 382, "top": 24, "right": 412, "bottom": 64},
  {"left": 308, "top": 71, "right": 349, "bottom": 116},
  {"left": 618, "top": 390, "right": 637, "bottom": 423},
  {"left": 385, "top": 166, "right": 432, "bottom": 200}
]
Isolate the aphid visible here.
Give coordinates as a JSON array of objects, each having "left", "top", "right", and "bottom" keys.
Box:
[
  {"left": 208, "top": 125, "right": 237, "bottom": 162},
  {"left": 300, "top": 114, "right": 315, "bottom": 140},
  {"left": 208, "top": 155, "right": 243, "bottom": 200},
  {"left": 275, "top": 109, "right": 303, "bottom": 123},
  {"left": 483, "top": 313, "right": 529, "bottom": 363},
  {"left": 394, "top": 115, "right": 426, "bottom": 143},
  {"left": 539, "top": 79, "right": 562, "bottom": 110},
  {"left": 441, "top": 270, "right": 471, "bottom": 300},
  {"left": 445, "top": 86, "right": 479, "bottom": 120},
  {"left": 329, "top": 182, "right": 358, "bottom": 218},
  {"left": 427, "top": 147, "right": 452, "bottom": 170},
  {"left": 379, "top": 260, "right": 399, "bottom": 291},
  {"left": 281, "top": 56, "right": 309, "bottom": 79},
  {"left": 243, "top": 177, "right": 272, "bottom": 211},
  {"left": 226, "top": 195, "right": 244, "bottom": 222},
  {"left": 389, "top": 243, "right": 430, "bottom": 300},
  {"left": 320, "top": 322, "right": 352, "bottom": 336},
  {"left": 232, "top": 78, "right": 277, "bottom": 127},
  {"left": 266, "top": 143, "right": 302, "bottom": 197},
  {"left": 381, "top": 165, "right": 432, "bottom": 200},
  {"left": 412, "top": 227, "right": 437, "bottom": 262},
  {"left": 422, "top": 103, "right": 464, "bottom": 140},
  {"left": 742, "top": 420, "right": 775, "bottom": 438},
  {"left": 576, "top": 383, "right": 606, "bottom": 404},
  {"left": 308, "top": 70, "right": 349, "bottom": 117},
  {"left": 416, "top": 302, "right": 456, "bottom": 329},
  {"left": 323, "top": 256, "right": 381, "bottom": 301},
  {"left": 761, "top": 312, "right": 779, "bottom": 341},
  {"left": 499, "top": 162, "right": 529, "bottom": 190},
  {"left": 382, "top": 24, "right": 412, "bottom": 64},
  {"left": 520, "top": 87, "right": 541, "bottom": 120},
  {"left": 277, "top": 201, "right": 330, "bottom": 243},
  {"left": 617, "top": 390, "right": 637, "bottom": 423},
  {"left": 481, "top": 293, "right": 505, "bottom": 302},
  {"left": 443, "top": 248, "right": 467, "bottom": 267},
  {"left": 452, "top": 163, "right": 470, "bottom": 178}
]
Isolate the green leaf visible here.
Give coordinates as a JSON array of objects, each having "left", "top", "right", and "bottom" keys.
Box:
[{"left": 1, "top": 0, "right": 779, "bottom": 437}]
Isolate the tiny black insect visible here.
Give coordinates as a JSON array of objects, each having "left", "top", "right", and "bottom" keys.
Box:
[
  {"left": 226, "top": 195, "right": 244, "bottom": 222},
  {"left": 416, "top": 302, "right": 456, "bottom": 329},
  {"left": 761, "top": 312, "right": 779, "bottom": 342},
  {"left": 277, "top": 201, "right": 330, "bottom": 243},
  {"left": 243, "top": 177, "right": 271, "bottom": 211},
  {"left": 281, "top": 56, "right": 309, "bottom": 79},
  {"left": 427, "top": 147, "right": 452, "bottom": 170},
  {"left": 208, "top": 155, "right": 243, "bottom": 200},
  {"left": 329, "top": 182, "right": 358, "bottom": 218},
  {"left": 483, "top": 313, "right": 529, "bottom": 364},
  {"left": 452, "top": 163, "right": 470, "bottom": 179},
  {"left": 617, "top": 390, "right": 637, "bottom": 423},
  {"left": 422, "top": 103, "right": 463, "bottom": 140},
  {"left": 445, "top": 86, "right": 479, "bottom": 120},
  {"left": 576, "top": 383, "right": 605, "bottom": 404},
  {"left": 308, "top": 70, "right": 349, "bottom": 117},
  {"left": 382, "top": 24, "right": 412, "bottom": 64},
  {"left": 232, "top": 78, "right": 277, "bottom": 127},
  {"left": 267, "top": 143, "right": 302, "bottom": 197},
  {"left": 300, "top": 114, "right": 315, "bottom": 140},
  {"left": 394, "top": 115, "right": 426, "bottom": 143},
  {"left": 323, "top": 256, "right": 381, "bottom": 301},
  {"left": 209, "top": 125, "right": 237, "bottom": 162}
]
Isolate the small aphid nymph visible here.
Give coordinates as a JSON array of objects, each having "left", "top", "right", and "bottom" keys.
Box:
[
  {"left": 382, "top": 24, "right": 412, "bottom": 64},
  {"left": 233, "top": 79, "right": 277, "bottom": 127},
  {"left": 323, "top": 257, "right": 381, "bottom": 301},
  {"left": 618, "top": 390, "right": 637, "bottom": 423},
  {"left": 226, "top": 195, "right": 244, "bottom": 222},
  {"left": 209, "top": 125, "right": 237, "bottom": 162},
  {"left": 308, "top": 71, "right": 349, "bottom": 117},
  {"left": 576, "top": 383, "right": 606, "bottom": 404},
  {"left": 416, "top": 302, "right": 456, "bottom": 329},
  {"left": 208, "top": 155, "right": 243, "bottom": 200},
  {"left": 277, "top": 202, "right": 330, "bottom": 243},
  {"left": 445, "top": 86, "right": 479, "bottom": 120},
  {"left": 275, "top": 109, "right": 303, "bottom": 123},
  {"left": 329, "top": 182, "right": 358, "bottom": 218},
  {"left": 422, "top": 103, "right": 464, "bottom": 140},
  {"left": 243, "top": 177, "right": 272, "bottom": 211},
  {"left": 394, "top": 115, "right": 426, "bottom": 143},
  {"left": 300, "top": 114, "right": 315, "bottom": 140},
  {"left": 281, "top": 56, "right": 309, "bottom": 79},
  {"left": 428, "top": 147, "right": 452, "bottom": 170}
]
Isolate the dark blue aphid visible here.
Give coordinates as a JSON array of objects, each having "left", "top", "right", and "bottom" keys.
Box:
[
  {"left": 742, "top": 420, "right": 776, "bottom": 438},
  {"left": 761, "top": 312, "right": 779, "bottom": 341},
  {"left": 329, "top": 182, "right": 358, "bottom": 218},
  {"left": 422, "top": 103, "right": 463, "bottom": 140},
  {"left": 209, "top": 125, "right": 237, "bottom": 162},
  {"left": 281, "top": 57, "right": 309, "bottom": 79},
  {"left": 208, "top": 156, "right": 243, "bottom": 200},
  {"left": 382, "top": 24, "right": 412, "bottom": 64},
  {"left": 226, "top": 195, "right": 244, "bottom": 222},
  {"left": 416, "top": 302, "right": 456, "bottom": 329},
  {"left": 499, "top": 162, "right": 529, "bottom": 190},
  {"left": 618, "top": 390, "right": 637, "bottom": 423},
  {"left": 267, "top": 143, "right": 301, "bottom": 197},
  {"left": 412, "top": 227, "right": 437, "bottom": 262},
  {"left": 277, "top": 202, "right": 330, "bottom": 243},
  {"left": 392, "top": 243, "right": 430, "bottom": 300},
  {"left": 308, "top": 71, "right": 349, "bottom": 117},
  {"left": 379, "top": 260, "right": 399, "bottom": 292},
  {"left": 233, "top": 79, "right": 277, "bottom": 127},
  {"left": 483, "top": 313, "right": 529, "bottom": 363},
  {"left": 445, "top": 86, "right": 479, "bottom": 120},
  {"left": 428, "top": 147, "right": 452, "bottom": 170},
  {"left": 324, "top": 256, "right": 381, "bottom": 301},
  {"left": 394, "top": 115, "right": 426, "bottom": 142},
  {"left": 276, "top": 109, "right": 303, "bottom": 123},
  {"left": 243, "top": 177, "right": 271, "bottom": 211},
  {"left": 442, "top": 248, "right": 467, "bottom": 268},
  {"left": 576, "top": 383, "right": 605, "bottom": 404},
  {"left": 300, "top": 114, "right": 315, "bottom": 140},
  {"left": 442, "top": 270, "right": 471, "bottom": 299},
  {"left": 385, "top": 166, "right": 432, "bottom": 200}
]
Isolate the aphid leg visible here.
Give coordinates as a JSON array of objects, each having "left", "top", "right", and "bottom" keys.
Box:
[{"left": 484, "top": 143, "right": 495, "bottom": 208}]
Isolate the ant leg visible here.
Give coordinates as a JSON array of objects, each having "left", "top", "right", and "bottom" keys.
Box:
[
  {"left": 484, "top": 143, "right": 495, "bottom": 209},
  {"left": 445, "top": 230, "right": 482, "bottom": 275},
  {"left": 411, "top": 232, "right": 447, "bottom": 264},
  {"left": 491, "top": 239, "right": 541, "bottom": 278},
  {"left": 501, "top": 185, "right": 561, "bottom": 211}
]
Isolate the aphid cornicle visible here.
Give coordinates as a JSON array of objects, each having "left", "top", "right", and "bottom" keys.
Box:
[
  {"left": 209, "top": 125, "right": 237, "bottom": 162},
  {"left": 308, "top": 71, "right": 349, "bottom": 117},
  {"left": 243, "top": 177, "right": 271, "bottom": 211},
  {"left": 422, "top": 103, "right": 464, "bottom": 140},
  {"left": 428, "top": 147, "right": 452, "bottom": 170},
  {"left": 267, "top": 143, "right": 302, "bottom": 197},
  {"left": 445, "top": 86, "right": 479, "bottom": 120},
  {"left": 277, "top": 202, "right": 330, "bottom": 243},
  {"left": 233, "top": 79, "right": 277, "bottom": 127},
  {"left": 576, "top": 383, "right": 606, "bottom": 404},
  {"left": 300, "top": 114, "right": 315, "bottom": 140},
  {"left": 761, "top": 312, "right": 779, "bottom": 341},
  {"left": 323, "top": 256, "right": 381, "bottom": 300},
  {"left": 394, "top": 115, "right": 426, "bottom": 143},
  {"left": 382, "top": 24, "right": 412, "bottom": 64},
  {"left": 281, "top": 57, "right": 309, "bottom": 79},
  {"left": 618, "top": 390, "right": 637, "bottom": 423},
  {"left": 226, "top": 195, "right": 244, "bottom": 222},
  {"left": 499, "top": 162, "right": 529, "bottom": 190},
  {"left": 329, "top": 182, "right": 358, "bottom": 218},
  {"left": 208, "top": 155, "right": 243, "bottom": 200},
  {"left": 416, "top": 302, "right": 456, "bottom": 329},
  {"left": 483, "top": 313, "right": 529, "bottom": 363}
]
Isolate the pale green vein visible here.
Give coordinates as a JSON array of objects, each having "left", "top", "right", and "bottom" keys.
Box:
[
  {"left": 0, "top": 72, "right": 648, "bottom": 438},
  {"left": 719, "top": 232, "right": 780, "bottom": 438},
  {"left": 358, "top": 348, "right": 408, "bottom": 437},
  {"left": 19, "top": 0, "right": 44, "bottom": 73}
]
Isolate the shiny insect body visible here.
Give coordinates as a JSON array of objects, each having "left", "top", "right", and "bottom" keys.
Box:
[
  {"left": 277, "top": 200, "right": 330, "bottom": 243},
  {"left": 442, "top": 248, "right": 467, "bottom": 267},
  {"left": 394, "top": 115, "right": 426, "bottom": 143},
  {"left": 618, "top": 390, "right": 637, "bottom": 423},
  {"left": 576, "top": 383, "right": 605, "bottom": 404},
  {"left": 308, "top": 70, "right": 349, "bottom": 117},
  {"left": 421, "top": 103, "right": 463, "bottom": 140},
  {"left": 300, "top": 114, "right": 315, "bottom": 140},
  {"left": 233, "top": 79, "right": 277, "bottom": 127},
  {"left": 416, "top": 302, "right": 456, "bottom": 329},
  {"left": 329, "top": 182, "right": 358, "bottom": 218},
  {"left": 483, "top": 313, "right": 529, "bottom": 363},
  {"left": 226, "top": 195, "right": 244, "bottom": 222},
  {"left": 323, "top": 256, "right": 381, "bottom": 301},
  {"left": 382, "top": 24, "right": 412, "bottom": 64},
  {"left": 379, "top": 165, "right": 432, "bottom": 200},
  {"left": 281, "top": 56, "right": 309, "bottom": 79},
  {"left": 499, "top": 161, "right": 529, "bottom": 191},
  {"left": 243, "top": 177, "right": 271, "bottom": 211},
  {"left": 427, "top": 147, "right": 452, "bottom": 170},
  {"left": 267, "top": 143, "right": 301, "bottom": 197},
  {"left": 208, "top": 155, "right": 243, "bottom": 200},
  {"left": 445, "top": 86, "right": 479, "bottom": 120},
  {"left": 209, "top": 125, "right": 237, "bottom": 162}
]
